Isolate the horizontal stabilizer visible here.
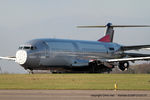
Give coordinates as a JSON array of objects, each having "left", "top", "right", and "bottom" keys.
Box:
[
  {"left": 77, "top": 26, "right": 106, "bottom": 28},
  {"left": 77, "top": 23, "right": 150, "bottom": 43},
  {"left": 77, "top": 25, "right": 150, "bottom": 28}
]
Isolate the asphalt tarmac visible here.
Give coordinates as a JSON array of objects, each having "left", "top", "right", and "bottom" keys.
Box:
[{"left": 0, "top": 90, "right": 150, "bottom": 100}]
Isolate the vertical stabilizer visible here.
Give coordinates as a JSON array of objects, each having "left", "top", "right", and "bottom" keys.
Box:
[{"left": 98, "top": 23, "right": 114, "bottom": 42}]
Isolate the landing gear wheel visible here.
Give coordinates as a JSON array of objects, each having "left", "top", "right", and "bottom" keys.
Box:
[
  {"left": 27, "top": 69, "right": 34, "bottom": 74},
  {"left": 119, "top": 62, "right": 129, "bottom": 71}
]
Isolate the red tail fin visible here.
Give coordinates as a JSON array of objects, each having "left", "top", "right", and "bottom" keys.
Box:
[
  {"left": 98, "top": 23, "right": 114, "bottom": 43},
  {"left": 98, "top": 34, "right": 111, "bottom": 42}
]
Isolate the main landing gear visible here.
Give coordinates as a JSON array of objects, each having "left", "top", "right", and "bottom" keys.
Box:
[{"left": 89, "top": 61, "right": 113, "bottom": 73}]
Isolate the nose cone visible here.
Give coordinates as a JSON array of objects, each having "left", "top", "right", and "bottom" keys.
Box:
[{"left": 16, "top": 50, "right": 27, "bottom": 65}]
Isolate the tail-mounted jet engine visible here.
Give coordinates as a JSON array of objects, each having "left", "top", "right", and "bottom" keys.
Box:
[{"left": 118, "top": 61, "right": 129, "bottom": 71}]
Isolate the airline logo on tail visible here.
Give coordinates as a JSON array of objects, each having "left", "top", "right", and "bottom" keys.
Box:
[{"left": 98, "top": 34, "right": 111, "bottom": 42}]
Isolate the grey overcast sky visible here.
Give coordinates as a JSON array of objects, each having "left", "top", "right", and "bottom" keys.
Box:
[{"left": 0, "top": 0, "right": 150, "bottom": 73}]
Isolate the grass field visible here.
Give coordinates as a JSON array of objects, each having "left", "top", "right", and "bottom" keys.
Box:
[{"left": 0, "top": 74, "right": 150, "bottom": 90}]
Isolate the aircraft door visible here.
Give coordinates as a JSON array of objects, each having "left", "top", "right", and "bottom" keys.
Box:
[{"left": 39, "top": 42, "right": 50, "bottom": 66}]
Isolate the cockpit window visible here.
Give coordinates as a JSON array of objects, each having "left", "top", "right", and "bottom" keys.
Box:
[
  {"left": 24, "top": 46, "right": 31, "bottom": 49},
  {"left": 19, "top": 45, "right": 37, "bottom": 50},
  {"left": 19, "top": 47, "right": 23, "bottom": 49}
]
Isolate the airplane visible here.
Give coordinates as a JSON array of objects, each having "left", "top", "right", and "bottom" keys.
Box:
[{"left": 1, "top": 23, "right": 150, "bottom": 73}]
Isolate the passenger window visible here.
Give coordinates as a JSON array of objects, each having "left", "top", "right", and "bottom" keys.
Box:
[
  {"left": 18, "top": 45, "right": 36, "bottom": 50},
  {"left": 47, "top": 42, "right": 75, "bottom": 52}
]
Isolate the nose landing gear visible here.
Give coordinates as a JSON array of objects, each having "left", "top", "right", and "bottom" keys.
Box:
[{"left": 26, "top": 68, "right": 34, "bottom": 74}]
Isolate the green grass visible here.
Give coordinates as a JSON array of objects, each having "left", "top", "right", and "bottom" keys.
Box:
[{"left": 0, "top": 74, "right": 150, "bottom": 90}]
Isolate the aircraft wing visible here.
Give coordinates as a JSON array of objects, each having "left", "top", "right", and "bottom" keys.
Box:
[
  {"left": 123, "top": 53, "right": 150, "bottom": 57},
  {"left": 121, "top": 45, "right": 150, "bottom": 51},
  {"left": 100, "top": 57, "right": 150, "bottom": 63},
  {"left": 0, "top": 56, "right": 16, "bottom": 61}
]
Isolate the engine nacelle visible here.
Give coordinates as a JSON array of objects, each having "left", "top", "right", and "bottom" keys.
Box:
[{"left": 118, "top": 61, "right": 129, "bottom": 71}]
